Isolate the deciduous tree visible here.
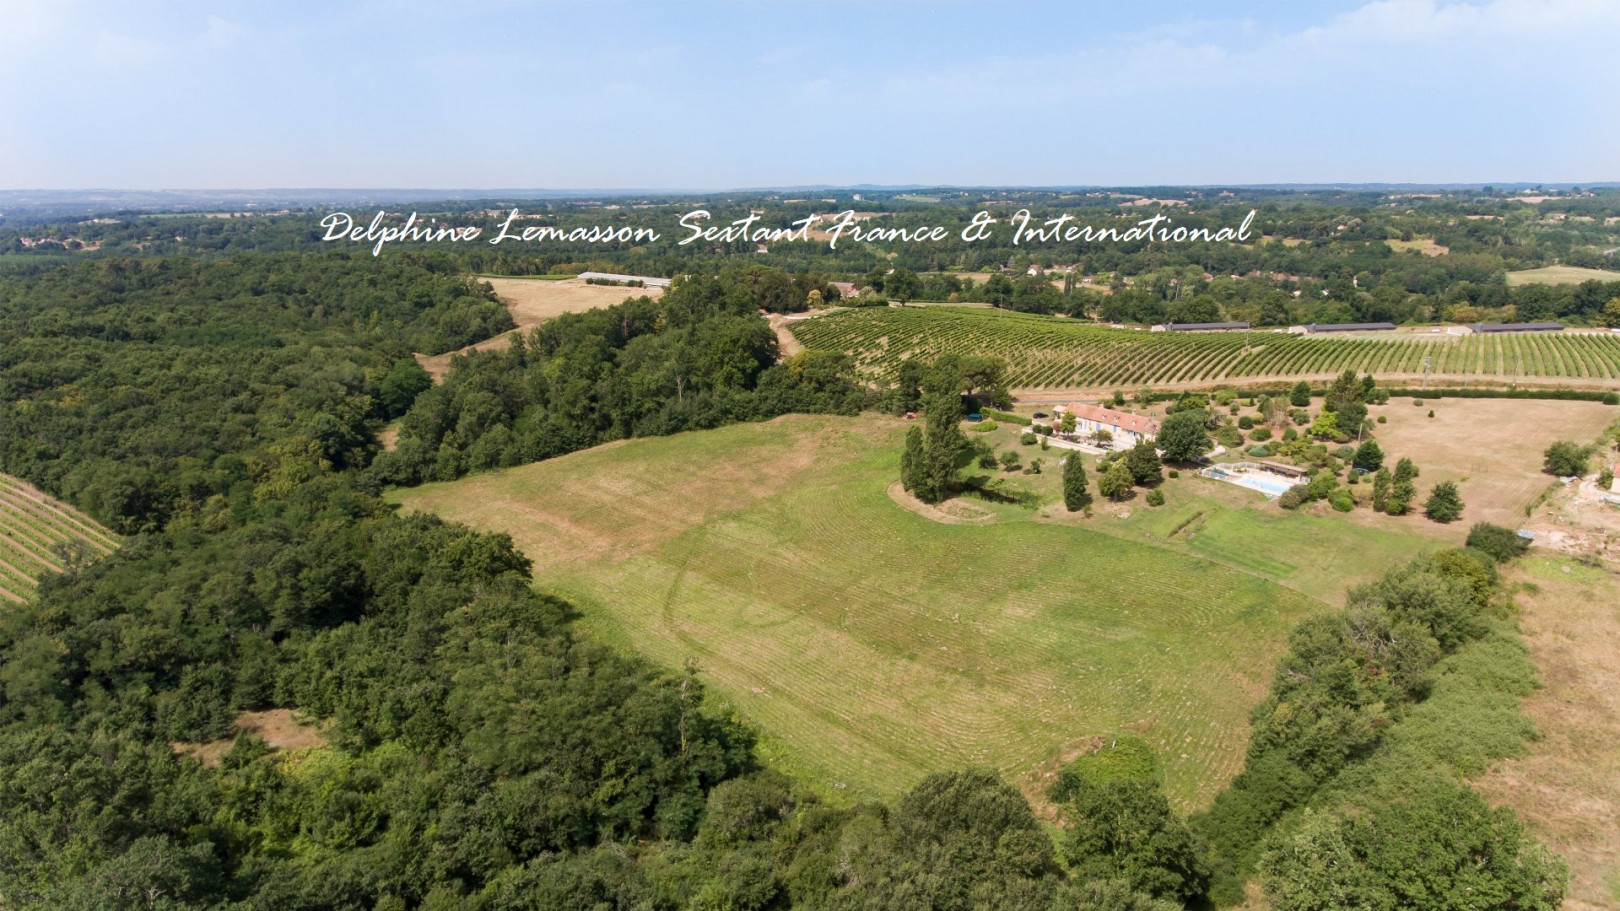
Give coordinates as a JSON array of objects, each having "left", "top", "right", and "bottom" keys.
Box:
[
  {"left": 1125, "top": 437, "right": 1162, "bottom": 485},
  {"left": 1099, "top": 461, "right": 1134, "bottom": 500},
  {"left": 1157, "top": 411, "right": 1213, "bottom": 463}
]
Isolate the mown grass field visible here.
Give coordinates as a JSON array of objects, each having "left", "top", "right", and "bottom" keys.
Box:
[
  {"left": 0, "top": 473, "right": 119, "bottom": 602},
  {"left": 390, "top": 414, "right": 1432, "bottom": 810},
  {"left": 789, "top": 305, "right": 1620, "bottom": 391}
]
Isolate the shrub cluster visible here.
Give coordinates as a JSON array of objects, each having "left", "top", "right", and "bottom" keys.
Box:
[{"left": 1193, "top": 545, "right": 1564, "bottom": 906}]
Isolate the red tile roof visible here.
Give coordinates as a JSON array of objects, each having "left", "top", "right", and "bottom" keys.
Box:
[{"left": 1060, "top": 403, "right": 1161, "bottom": 436}]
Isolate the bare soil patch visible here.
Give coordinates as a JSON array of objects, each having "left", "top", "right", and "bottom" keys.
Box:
[
  {"left": 1521, "top": 474, "right": 1620, "bottom": 565},
  {"left": 767, "top": 313, "right": 806, "bottom": 357},
  {"left": 885, "top": 482, "right": 995, "bottom": 524},
  {"left": 171, "top": 708, "right": 330, "bottom": 768}
]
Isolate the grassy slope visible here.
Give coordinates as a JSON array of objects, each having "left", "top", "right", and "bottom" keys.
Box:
[
  {"left": 0, "top": 473, "right": 120, "bottom": 602},
  {"left": 390, "top": 414, "right": 1434, "bottom": 810}
]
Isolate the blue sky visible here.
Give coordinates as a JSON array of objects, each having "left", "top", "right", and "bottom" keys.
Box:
[{"left": 2, "top": 0, "right": 1616, "bottom": 189}]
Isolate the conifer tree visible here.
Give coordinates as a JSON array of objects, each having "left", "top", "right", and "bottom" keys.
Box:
[
  {"left": 915, "top": 391, "right": 965, "bottom": 504},
  {"left": 901, "top": 425, "right": 924, "bottom": 493},
  {"left": 1063, "top": 454, "right": 1089, "bottom": 511},
  {"left": 1371, "top": 467, "right": 1392, "bottom": 512},
  {"left": 1424, "top": 481, "right": 1464, "bottom": 523},
  {"left": 1394, "top": 457, "right": 1419, "bottom": 484}
]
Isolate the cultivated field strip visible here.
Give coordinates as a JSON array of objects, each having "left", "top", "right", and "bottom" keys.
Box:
[
  {"left": 0, "top": 474, "right": 120, "bottom": 602},
  {"left": 792, "top": 307, "right": 1620, "bottom": 389}
]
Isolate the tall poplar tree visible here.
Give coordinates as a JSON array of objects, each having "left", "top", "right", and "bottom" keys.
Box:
[
  {"left": 1063, "top": 454, "right": 1089, "bottom": 511},
  {"left": 901, "top": 425, "right": 925, "bottom": 493},
  {"left": 915, "top": 391, "right": 965, "bottom": 504}
]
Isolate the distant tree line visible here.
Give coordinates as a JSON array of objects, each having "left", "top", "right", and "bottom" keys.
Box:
[{"left": 10, "top": 188, "right": 1619, "bottom": 328}]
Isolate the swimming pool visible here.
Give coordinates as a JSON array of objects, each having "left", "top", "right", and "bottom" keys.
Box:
[{"left": 1204, "top": 467, "right": 1296, "bottom": 498}]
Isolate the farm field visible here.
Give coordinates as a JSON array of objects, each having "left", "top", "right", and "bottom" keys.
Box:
[
  {"left": 788, "top": 305, "right": 1620, "bottom": 392},
  {"left": 1385, "top": 237, "right": 1449, "bottom": 256},
  {"left": 1505, "top": 265, "right": 1620, "bottom": 286},
  {"left": 388, "top": 414, "right": 1437, "bottom": 811},
  {"left": 0, "top": 472, "right": 119, "bottom": 602},
  {"left": 1475, "top": 557, "right": 1620, "bottom": 911},
  {"left": 1367, "top": 397, "right": 1616, "bottom": 531},
  {"left": 414, "top": 276, "right": 662, "bottom": 379}
]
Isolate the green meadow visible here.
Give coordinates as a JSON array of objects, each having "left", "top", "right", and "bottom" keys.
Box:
[{"left": 390, "top": 414, "right": 1433, "bottom": 809}]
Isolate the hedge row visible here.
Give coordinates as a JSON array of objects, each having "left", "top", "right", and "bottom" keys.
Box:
[
  {"left": 1385, "top": 387, "right": 1619, "bottom": 403},
  {"left": 980, "top": 408, "right": 1033, "bottom": 425}
]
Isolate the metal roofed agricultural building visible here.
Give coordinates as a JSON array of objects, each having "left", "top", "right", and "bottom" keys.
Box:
[
  {"left": 1151, "top": 321, "right": 1251, "bottom": 332},
  {"left": 1468, "top": 321, "right": 1564, "bottom": 333},
  {"left": 1303, "top": 322, "right": 1397, "bottom": 333}
]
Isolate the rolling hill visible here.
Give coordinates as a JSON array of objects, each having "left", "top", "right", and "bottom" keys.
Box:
[{"left": 386, "top": 414, "right": 1438, "bottom": 810}]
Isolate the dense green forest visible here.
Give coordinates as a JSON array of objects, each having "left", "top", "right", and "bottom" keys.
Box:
[
  {"left": 0, "top": 253, "right": 509, "bottom": 533},
  {"left": 370, "top": 273, "right": 869, "bottom": 487},
  {"left": 0, "top": 219, "right": 1574, "bottom": 907}
]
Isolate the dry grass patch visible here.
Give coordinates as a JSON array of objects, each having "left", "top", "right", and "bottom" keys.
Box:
[
  {"left": 1386, "top": 237, "right": 1450, "bottom": 256},
  {"left": 415, "top": 277, "right": 662, "bottom": 380},
  {"left": 377, "top": 421, "right": 402, "bottom": 452},
  {"left": 172, "top": 708, "right": 330, "bottom": 768},
  {"left": 1505, "top": 266, "right": 1620, "bottom": 286},
  {"left": 1367, "top": 398, "right": 1616, "bottom": 535},
  {"left": 1475, "top": 558, "right": 1620, "bottom": 911}
]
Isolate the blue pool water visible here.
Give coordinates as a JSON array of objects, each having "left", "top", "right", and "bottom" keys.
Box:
[{"left": 1207, "top": 468, "right": 1296, "bottom": 498}]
